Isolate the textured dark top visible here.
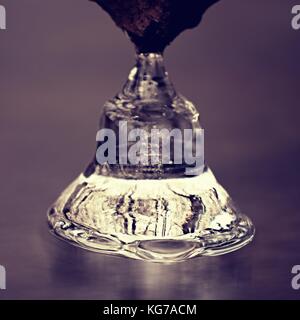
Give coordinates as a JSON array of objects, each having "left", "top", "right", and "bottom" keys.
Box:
[{"left": 91, "top": 0, "right": 220, "bottom": 52}]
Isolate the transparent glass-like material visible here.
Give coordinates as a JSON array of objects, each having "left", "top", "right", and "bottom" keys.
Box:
[{"left": 48, "top": 53, "right": 254, "bottom": 262}]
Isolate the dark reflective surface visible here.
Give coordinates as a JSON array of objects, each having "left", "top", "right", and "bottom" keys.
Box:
[{"left": 0, "top": 0, "right": 300, "bottom": 299}]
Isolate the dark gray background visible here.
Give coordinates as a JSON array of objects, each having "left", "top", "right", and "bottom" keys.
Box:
[{"left": 0, "top": 0, "right": 300, "bottom": 299}]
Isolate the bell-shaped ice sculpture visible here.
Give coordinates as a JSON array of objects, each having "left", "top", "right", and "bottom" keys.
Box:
[{"left": 48, "top": 0, "right": 254, "bottom": 262}]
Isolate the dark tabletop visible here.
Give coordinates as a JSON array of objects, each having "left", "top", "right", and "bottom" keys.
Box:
[{"left": 0, "top": 0, "right": 300, "bottom": 300}]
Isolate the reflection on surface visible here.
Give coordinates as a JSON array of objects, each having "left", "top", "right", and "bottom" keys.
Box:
[{"left": 46, "top": 234, "right": 253, "bottom": 299}]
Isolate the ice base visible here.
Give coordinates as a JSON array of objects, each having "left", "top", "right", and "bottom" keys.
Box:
[{"left": 48, "top": 168, "right": 254, "bottom": 262}]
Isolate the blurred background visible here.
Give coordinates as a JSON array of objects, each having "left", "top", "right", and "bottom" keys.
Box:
[{"left": 0, "top": 0, "right": 300, "bottom": 299}]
